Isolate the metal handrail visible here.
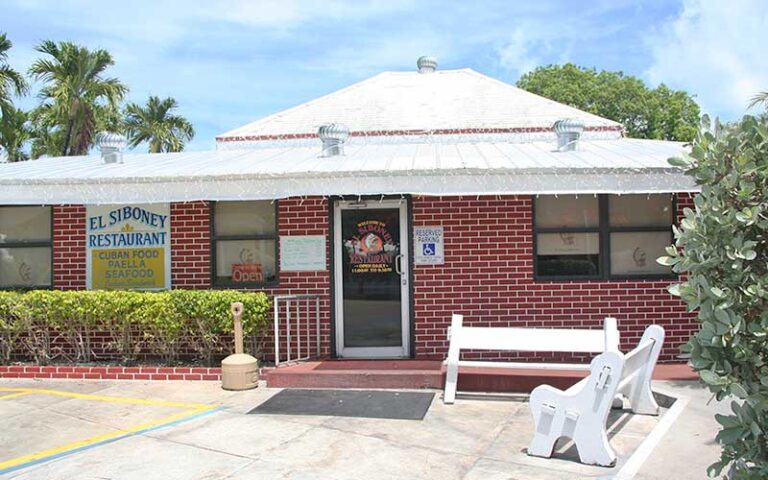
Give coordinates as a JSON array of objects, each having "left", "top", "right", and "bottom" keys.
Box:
[{"left": 273, "top": 294, "right": 322, "bottom": 367}]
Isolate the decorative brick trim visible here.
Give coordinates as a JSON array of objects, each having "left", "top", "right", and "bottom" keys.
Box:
[
  {"left": 215, "top": 125, "right": 624, "bottom": 143},
  {"left": 0, "top": 365, "right": 221, "bottom": 381}
]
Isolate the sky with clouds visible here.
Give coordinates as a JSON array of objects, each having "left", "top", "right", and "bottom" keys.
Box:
[{"left": 3, "top": 0, "right": 767, "bottom": 151}]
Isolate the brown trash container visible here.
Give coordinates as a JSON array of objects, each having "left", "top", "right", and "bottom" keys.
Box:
[
  {"left": 221, "top": 353, "right": 259, "bottom": 391},
  {"left": 221, "top": 302, "right": 259, "bottom": 391}
]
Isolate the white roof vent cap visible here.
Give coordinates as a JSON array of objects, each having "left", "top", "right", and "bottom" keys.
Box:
[
  {"left": 417, "top": 56, "right": 437, "bottom": 74},
  {"left": 318, "top": 123, "right": 349, "bottom": 157},
  {"left": 96, "top": 131, "right": 127, "bottom": 164},
  {"left": 553, "top": 119, "right": 584, "bottom": 152}
]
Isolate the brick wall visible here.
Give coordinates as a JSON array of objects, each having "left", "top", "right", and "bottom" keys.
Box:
[
  {"left": 52, "top": 205, "right": 86, "bottom": 290},
  {"left": 170, "top": 201, "right": 211, "bottom": 289},
  {"left": 411, "top": 194, "right": 696, "bottom": 362},
  {"left": 46, "top": 194, "right": 696, "bottom": 364},
  {"left": 263, "top": 197, "right": 332, "bottom": 360}
]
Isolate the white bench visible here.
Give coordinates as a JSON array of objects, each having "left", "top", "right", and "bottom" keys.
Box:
[
  {"left": 443, "top": 314, "right": 620, "bottom": 404},
  {"left": 527, "top": 325, "right": 665, "bottom": 467}
]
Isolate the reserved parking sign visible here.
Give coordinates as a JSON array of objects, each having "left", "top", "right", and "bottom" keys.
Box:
[{"left": 414, "top": 226, "right": 444, "bottom": 265}]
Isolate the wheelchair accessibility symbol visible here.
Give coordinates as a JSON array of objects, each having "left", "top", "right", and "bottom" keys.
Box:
[{"left": 422, "top": 243, "right": 436, "bottom": 256}]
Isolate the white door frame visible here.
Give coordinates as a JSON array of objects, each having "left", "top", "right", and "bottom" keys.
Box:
[{"left": 333, "top": 199, "right": 410, "bottom": 358}]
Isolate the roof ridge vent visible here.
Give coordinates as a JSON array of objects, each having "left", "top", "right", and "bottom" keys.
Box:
[
  {"left": 96, "top": 131, "right": 127, "bottom": 164},
  {"left": 417, "top": 56, "right": 437, "bottom": 73},
  {"left": 553, "top": 119, "right": 584, "bottom": 152},
  {"left": 318, "top": 123, "right": 349, "bottom": 157}
]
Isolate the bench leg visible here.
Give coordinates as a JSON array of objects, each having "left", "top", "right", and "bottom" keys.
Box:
[
  {"left": 444, "top": 358, "right": 458, "bottom": 404},
  {"left": 574, "top": 426, "right": 617, "bottom": 467},
  {"left": 443, "top": 314, "right": 462, "bottom": 405},
  {"left": 627, "top": 380, "right": 659, "bottom": 415},
  {"left": 529, "top": 420, "right": 559, "bottom": 458},
  {"left": 527, "top": 386, "right": 564, "bottom": 459}
]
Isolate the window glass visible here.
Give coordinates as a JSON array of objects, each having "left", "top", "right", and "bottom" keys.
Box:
[
  {"left": 610, "top": 232, "right": 671, "bottom": 275},
  {"left": 536, "top": 233, "right": 600, "bottom": 277},
  {"left": 535, "top": 195, "right": 599, "bottom": 228},
  {"left": 0, "top": 206, "right": 52, "bottom": 243},
  {"left": 609, "top": 194, "right": 673, "bottom": 227},
  {"left": 214, "top": 201, "right": 276, "bottom": 236},
  {"left": 0, "top": 247, "right": 52, "bottom": 287},
  {"left": 214, "top": 239, "right": 276, "bottom": 284}
]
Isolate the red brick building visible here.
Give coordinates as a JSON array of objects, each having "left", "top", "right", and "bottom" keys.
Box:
[{"left": 0, "top": 58, "right": 697, "bottom": 363}]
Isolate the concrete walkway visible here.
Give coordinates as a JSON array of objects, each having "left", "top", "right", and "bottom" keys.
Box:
[{"left": 0, "top": 379, "right": 726, "bottom": 479}]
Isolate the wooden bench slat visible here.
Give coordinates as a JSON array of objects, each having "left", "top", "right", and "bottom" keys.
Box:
[
  {"left": 447, "top": 360, "right": 591, "bottom": 371},
  {"left": 453, "top": 327, "right": 608, "bottom": 353}
]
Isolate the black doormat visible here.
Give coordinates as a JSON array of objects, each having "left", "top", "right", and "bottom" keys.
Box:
[{"left": 248, "top": 389, "right": 434, "bottom": 420}]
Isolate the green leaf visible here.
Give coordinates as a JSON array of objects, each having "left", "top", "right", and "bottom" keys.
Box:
[
  {"left": 714, "top": 308, "right": 730, "bottom": 324},
  {"left": 716, "top": 427, "right": 745, "bottom": 444},
  {"left": 657, "top": 256, "right": 679, "bottom": 266},
  {"left": 710, "top": 287, "right": 726, "bottom": 298},
  {"left": 700, "top": 369, "right": 722, "bottom": 385},
  {"left": 715, "top": 413, "right": 740, "bottom": 428},
  {"left": 668, "top": 156, "right": 690, "bottom": 167},
  {"left": 729, "top": 383, "right": 748, "bottom": 399},
  {"left": 706, "top": 460, "right": 726, "bottom": 477}
]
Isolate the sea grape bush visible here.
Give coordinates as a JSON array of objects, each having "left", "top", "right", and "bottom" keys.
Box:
[{"left": 658, "top": 115, "right": 767, "bottom": 479}]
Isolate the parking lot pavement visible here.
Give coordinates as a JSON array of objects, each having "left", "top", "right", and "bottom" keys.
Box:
[{"left": 0, "top": 378, "right": 725, "bottom": 480}]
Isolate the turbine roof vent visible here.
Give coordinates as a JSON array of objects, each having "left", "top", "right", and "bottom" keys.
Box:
[
  {"left": 417, "top": 56, "right": 438, "bottom": 74},
  {"left": 96, "top": 131, "right": 127, "bottom": 164},
  {"left": 553, "top": 119, "right": 585, "bottom": 152},
  {"left": 318, "top": 123, "right": 349, "bottom": 157}
]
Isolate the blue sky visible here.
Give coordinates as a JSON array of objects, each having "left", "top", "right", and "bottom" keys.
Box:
[{"left": 3, "top": 0, "right": 767, "bottom": 151}]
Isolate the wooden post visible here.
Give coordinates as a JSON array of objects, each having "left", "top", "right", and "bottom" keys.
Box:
[{"left": 231, "top": 302, "right": 244, "bottom": 355}]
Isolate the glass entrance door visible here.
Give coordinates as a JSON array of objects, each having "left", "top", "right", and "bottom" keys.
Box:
[{"left": 333, "top": 200, "right": 409, "bottom": 357}]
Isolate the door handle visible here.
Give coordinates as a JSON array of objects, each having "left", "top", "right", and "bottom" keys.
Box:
[
  {"left": 395, "top": 254, "right": 403, "bottom": 275},
  {"left": 395, "top": 254, "right": 407, "bottom": 286}
]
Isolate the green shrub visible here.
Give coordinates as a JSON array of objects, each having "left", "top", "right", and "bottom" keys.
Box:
[
  {"left": 0, "top": 291, "right": 24, "bottom": 363},
  {"left": 0, "top": 289, "right": 271, "bottom": 366},
  {"left": 168, "top": 289, "right": 271, "bottom": 364},
  {"left": 659, "top": 115, "right": 768, "bottom": 479}
]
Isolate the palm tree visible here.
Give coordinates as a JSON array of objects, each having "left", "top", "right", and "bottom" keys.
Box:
[
  {"left": 749, "top": 91, "right": 768, "bottom": 110},
  {"left": 28, "top": 40, "right": 127, "bottom": 156},
  {"left": 0, "top": 106, "right": 31, "bottom": 162},
  {"left": 0, "top": 33, "right": 27, "bottom": 116},
  {"left": 124, "top": 96, "right": 195, "bottom": 153}
]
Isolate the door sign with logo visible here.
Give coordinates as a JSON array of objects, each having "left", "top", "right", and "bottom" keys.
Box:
[{"left": 344, "top": 219, "right": 398, "bottom": 274}]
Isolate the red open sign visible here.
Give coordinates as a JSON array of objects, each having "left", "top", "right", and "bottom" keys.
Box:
[{"left": 232, "top": 263, "right": 263, "bottom": 283}]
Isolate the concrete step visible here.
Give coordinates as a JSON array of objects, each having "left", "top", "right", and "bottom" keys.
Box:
[
  {"left": 264, "top": 360, "right": 697, "bottom": 392},
  {"left": 264, "top": 360, "right": 443, "bottom": 390}
]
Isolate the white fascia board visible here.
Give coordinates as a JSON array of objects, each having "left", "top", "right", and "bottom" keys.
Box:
[{"left": 0, "top": 171, "right": 698, "bottom": 205}]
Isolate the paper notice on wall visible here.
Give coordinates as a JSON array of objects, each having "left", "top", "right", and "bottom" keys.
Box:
[
  {"left": 414, "top": 226, "right": 444, "bottom": 265},
  {"left": 280, "top": 235, "right": 326, "bottom": 271}
]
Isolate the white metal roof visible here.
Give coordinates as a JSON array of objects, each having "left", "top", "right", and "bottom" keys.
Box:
[
  {"left": 0, "top": 138, "right": 695, "bottom": 205},
  {"left": 216, "top": 69, "right": 624, "bottom": 148}
]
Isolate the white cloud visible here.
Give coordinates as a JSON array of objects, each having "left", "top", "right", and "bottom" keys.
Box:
[
  {"left": 497, "top": 28, "right": 540, "bottom": 76},
  {"left": 646, "top": 0, "right": 768, "bottom": 120}
]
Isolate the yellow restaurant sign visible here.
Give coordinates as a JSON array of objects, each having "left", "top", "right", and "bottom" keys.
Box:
[{"left": 86, "top": 204, "right": 171, "bottom": 290}]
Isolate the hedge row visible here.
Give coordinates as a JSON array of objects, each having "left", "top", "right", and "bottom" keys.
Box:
[{"left": 0, "top": 290, "right": 271, "bottom": 366}]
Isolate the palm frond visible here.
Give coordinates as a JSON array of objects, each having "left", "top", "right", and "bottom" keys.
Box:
[{"left": 747, "top": 91, "right": 768, "bottom": 110}]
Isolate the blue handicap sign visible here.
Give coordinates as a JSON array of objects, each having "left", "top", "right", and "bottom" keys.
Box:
[{"left": 422, "top": 243, "right": 436, "bottom": 256}]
